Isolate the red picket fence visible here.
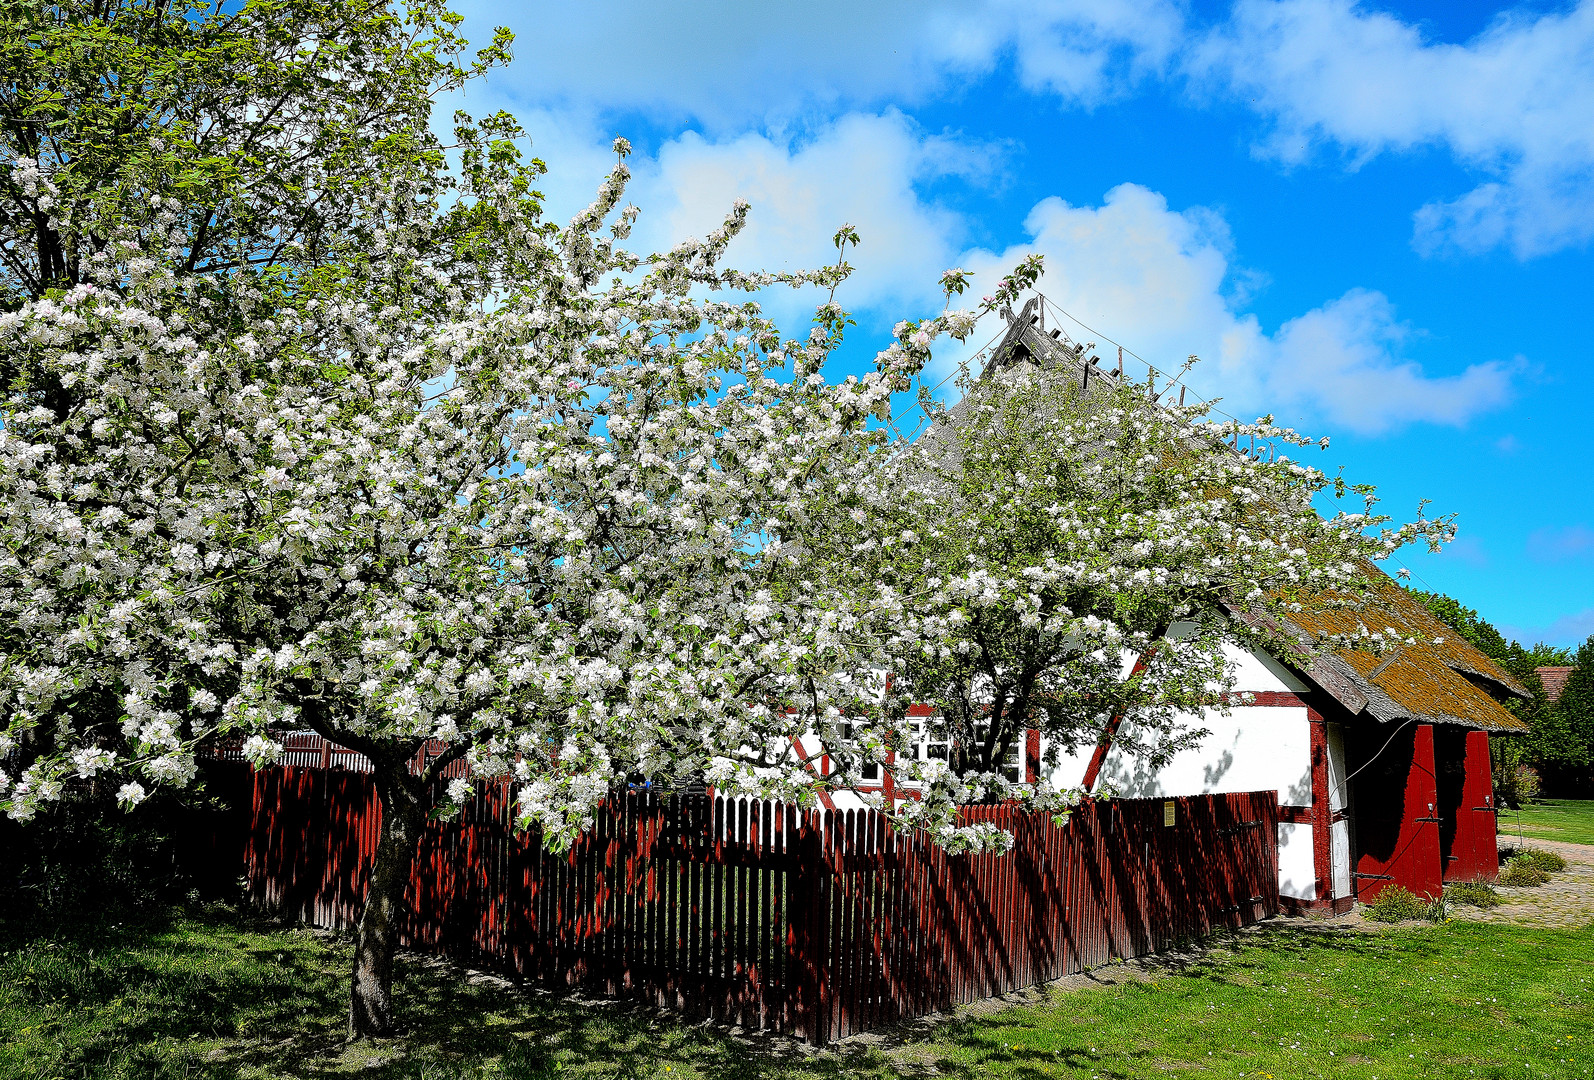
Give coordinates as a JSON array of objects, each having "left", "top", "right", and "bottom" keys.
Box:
[{"left": 211, "top": 760, "right": 1277, "bottom": 1044}]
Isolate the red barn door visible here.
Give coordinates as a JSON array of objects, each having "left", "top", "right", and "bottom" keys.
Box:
[
  {"left": 1349, "top": 722, "right": 1443, "bottom": 901},
  {"left": 1438, "top": 729, "right": 1498, "bottom": 882}
]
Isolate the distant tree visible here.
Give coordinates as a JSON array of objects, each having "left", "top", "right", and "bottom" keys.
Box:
[
  {"left": 1407, "top": 589, "right": 1588, "bottom": 792},
  {"left": 1523, "top": 642, "right": 1576, "bottom": 666},
  {"left": 1553, "top": 637, "right": 1594, "bottom": 793},
  {"left": 1409, "top": 591, "right": 1514, "bottom": 663}
]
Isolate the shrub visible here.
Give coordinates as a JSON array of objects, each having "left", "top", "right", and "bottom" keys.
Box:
[
  {"left": 0, "top": 764, "right": 244, "bottom": 944},
  {"left": 1498, "top": 857, "right": 1549, "bottom": 887},
  {"left": 1364, "top": 885, "right": 1445, "bottom": 923},
  {"left": 1444, "top": 881, "right": 1502, "bottom": 908},
  {"left": 1493, "top": 763, "right": 1542, "bottom": 809},
  {"left": 1516, "top": 848, "right": 1567, "bottom": 874}
]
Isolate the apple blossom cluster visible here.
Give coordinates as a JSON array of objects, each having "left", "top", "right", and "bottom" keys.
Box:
[{"left": 0, "top": 141, "right": 1042, "bottom": 854}]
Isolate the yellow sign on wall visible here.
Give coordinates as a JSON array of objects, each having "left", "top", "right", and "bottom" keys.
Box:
[{"left": 1163, "top": 800, "right": 1176, "bottom": 827}]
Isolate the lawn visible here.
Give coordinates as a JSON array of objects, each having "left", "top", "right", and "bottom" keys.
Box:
[
  {"left": 1499, "top": 799, "right": 1594, "bottom": 848},
  {"left": 2, "top": 906, "right": 1590, "bottom": 1080}
]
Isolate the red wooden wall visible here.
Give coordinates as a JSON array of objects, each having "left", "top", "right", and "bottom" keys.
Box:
[
  {"left": 1350, "top": 722, "right": 1500, "bottom": 899},
  {"left": 1438, "top": 729, "right": 1498, "bottom": 883},
  {"left": 212, "top": 763, "right": 1279, "bottom": 1044}
]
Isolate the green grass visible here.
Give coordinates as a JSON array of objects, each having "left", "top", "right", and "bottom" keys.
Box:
[
  {"left": 2, "top": 907, "right": 1591, "bottom": 1079},
  {"left": 1499, "top": 799, "right": 1594, "bottom": 847}
]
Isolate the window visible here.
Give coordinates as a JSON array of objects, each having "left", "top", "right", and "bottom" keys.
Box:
[
  {"left": 841, "top": 721, "right": 881, "bottom": 781},
  {"left": 900, "top": 717, "right": 952, "bottom": 789},
  {"left": 973, "top": 723, "right": 1023, "bottom": 784}
]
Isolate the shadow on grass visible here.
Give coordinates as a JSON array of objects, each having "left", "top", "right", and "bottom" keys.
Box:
[
  {"left": 320, "top": 919, "right": 1448, "bottom": 1080},
  {"left": 4, "top": 910, "right": 1542, "bottom": 1080}
]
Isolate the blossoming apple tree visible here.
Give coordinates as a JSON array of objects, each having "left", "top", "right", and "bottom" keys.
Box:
[
  {"left": 0, "top": 4, "right": 1061, "bottom": 1035},
  {"left": 0, "top": 0, "right": 1453, "bottom": 1040},
  {"left": 0, "top": 0, "right": 1042, "bottom": 1035},
  {"left": 1, "top": 160, "right": 1055, "bottom": 1034},
  {"left": 806, "top": 350, "right": 1455, "bottom": 809}
]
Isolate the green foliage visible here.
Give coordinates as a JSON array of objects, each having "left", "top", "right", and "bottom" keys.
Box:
[
  {"left": 1559, "top": 635, "right": 1594, "bottom": 786},
  {"left": 1525, "top": 642, "right": 1577, "bottom": 666},
  {"left": 1443, "top": 881, "right": 1502, "bottom": 908},
  {"left": 1494, "top": 761, "right": 1542, "bottom": 809},
  {"left": 1410, "top": 589, "right": 1594, "bottom": 794},
  {"left": 0, "top": 766, "right": 241, "bottom": 943},
  {"left": 1363, "top": 884, "right": 1445, "bottom": 922},
  {"left": 0, "top": 0, "right": 521, "bottom": 307},
  {"left": 1408, "top": 590, "right": 1514, "bottom": 661},
  {"left": 1498, "top": 856, "right": 1549, "bottom": 887}
]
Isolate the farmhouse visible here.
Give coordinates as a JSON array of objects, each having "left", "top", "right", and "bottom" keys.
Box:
[{"left": 831, "top": 299, "right": 1528, "bottom": 911}]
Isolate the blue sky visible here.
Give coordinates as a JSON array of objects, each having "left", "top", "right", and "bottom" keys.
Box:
[{"left": 449, "top": 0, "right": 1593, "bottom": 647}]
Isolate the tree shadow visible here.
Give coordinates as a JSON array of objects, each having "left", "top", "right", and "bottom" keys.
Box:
[{"left": 9, "top": 902, "right": 1457, "bottom": 1080}]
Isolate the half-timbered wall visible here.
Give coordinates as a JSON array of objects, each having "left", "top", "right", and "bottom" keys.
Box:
[{"left": 1039, "top": 641, "right": 1329, "bottom": 903}]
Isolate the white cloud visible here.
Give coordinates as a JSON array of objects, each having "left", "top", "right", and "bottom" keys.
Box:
[
  {"left": 955, "top": 183, "right": 1514, "bottom": 432},
  {"left": 1267, "top": 290, "right": 1516, "bottom": 430},
  {"left": 927, "top": 0, "right": 1186, "bottom": 104},
  {"left": 454, "top": 0, "right": 938, "bottom": 127},
  {"left": 456, "top": 0, "right": 1183, "bottom": 128},
  {"left": 625, "top": 112, "right": 984, "bottom": 317},
  {"left": 1193, "top": 0, "right": 1594, "bottom": 257},
  {"left": 460, "top": 0, "right": 1594, "bottom": 259},
  {"left": 442, "top": 96, "right": 1517, "bottom": 435},
  {"left": 438, "top": 98, "right": 980, "bottom": 322}
]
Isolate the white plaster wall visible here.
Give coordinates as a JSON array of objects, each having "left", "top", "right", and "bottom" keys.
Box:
[
  {"left": 1161, "top": 633, "right": 1312, "bottom": 694},
  {"left": 1045, "top": 705, "right": 1313, "bottom": 805},
  {"left": 1227, "top": 645, "right": 1312, "bottom": 693},
  {"left": 828, "top": 789, "right": 870, "bottom": 813},
  {"left": 1277, "top": 822, "right": 1317, "bottom": 901},
  {"left": 1041, "top": 642, "right": 1313, "bottom": 803},
  {"left": 1046, "top": 742, "right": 1099, "bottom": 791}
]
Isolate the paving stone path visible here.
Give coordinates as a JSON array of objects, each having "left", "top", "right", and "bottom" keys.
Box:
[{"left": 1446, "top": 835, "right": 1594, "bottom": 929}]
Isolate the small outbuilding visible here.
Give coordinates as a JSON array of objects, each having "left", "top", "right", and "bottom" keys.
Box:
[{"left": 1040, "top": 577, "right": 1527, "bottom": 911}]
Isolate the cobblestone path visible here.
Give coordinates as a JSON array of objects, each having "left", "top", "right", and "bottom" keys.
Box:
[{"left": 1448, "top": 835, "right": 1594, "bottom": 929}]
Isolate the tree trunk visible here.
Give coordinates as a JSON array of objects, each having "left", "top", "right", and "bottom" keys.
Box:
[{"left": 348, "top": 758, "right": 428, "bottom": 1039}]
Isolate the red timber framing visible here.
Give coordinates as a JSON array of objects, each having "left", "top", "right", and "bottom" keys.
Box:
[
  {"left": 1269, "top": 699, "right": 1354, "bottom": 915},
  {"left": 202, "top": 749, "right": 1280, "bottom": 1045},
  {"left": 1081, "top": 651, "right": 1157, "bottom": 791}
]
